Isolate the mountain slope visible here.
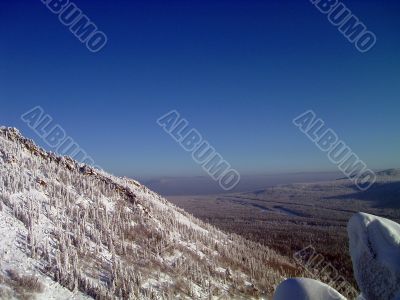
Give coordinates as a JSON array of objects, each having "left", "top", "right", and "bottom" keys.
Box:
[{"left": 0, "top": 127, "right": 300, "bottom": 299}]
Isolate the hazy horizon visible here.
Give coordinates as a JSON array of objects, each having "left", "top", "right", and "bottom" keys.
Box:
[{"left": 140, "top": 170, "right": 345, "bottom": 196}]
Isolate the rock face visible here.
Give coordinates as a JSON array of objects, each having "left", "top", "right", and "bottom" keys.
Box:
[
  {"left": 0, "top": 127, "right": 296, "bottom": 299},
  {"left": 348, "top": 212, "right": 400, "bottom": 300}
]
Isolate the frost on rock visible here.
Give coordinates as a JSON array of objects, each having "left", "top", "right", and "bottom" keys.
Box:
[
  {"left": 273, "top": 278, "right": 346, "bottom": 300},
  {"left": 347, "top": 212, "right": 400, "bottom": 300}
]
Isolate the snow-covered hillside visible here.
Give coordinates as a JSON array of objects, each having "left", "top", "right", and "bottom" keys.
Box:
[{"left": 0, "top": 127, "right": 297, "bottom": 299}]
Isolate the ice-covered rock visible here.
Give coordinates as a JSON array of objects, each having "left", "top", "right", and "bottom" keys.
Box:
[
  {"left": 348, "top": 212, "right": 400, "bottom": 300},
  {"left": 273, "top": 278, "right": 346, "bottom": 300}
]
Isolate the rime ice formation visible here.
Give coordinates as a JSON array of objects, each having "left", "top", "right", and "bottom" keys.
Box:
[
  {"left": 0, "top": 127, "right": 294, "bottom": 299},
  {"left": 348, "top": 212, "right": 400, "bottom": 300}
]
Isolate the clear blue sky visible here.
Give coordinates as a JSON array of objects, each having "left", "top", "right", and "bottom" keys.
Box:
[{"left": 1, "top": 0, "right": 399, "bottom": 178}]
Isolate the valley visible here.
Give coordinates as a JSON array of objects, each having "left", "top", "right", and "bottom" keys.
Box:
[{"left": 168, "top": 174, "right": 400, "bottom": 293}]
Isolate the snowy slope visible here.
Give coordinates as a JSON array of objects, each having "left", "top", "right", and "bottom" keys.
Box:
[
  {"left": 0, "top": 127, "right": 297, "bottom": 299},
  {"left": 348, "top": 212, "right": 400, "bottom": 300}
]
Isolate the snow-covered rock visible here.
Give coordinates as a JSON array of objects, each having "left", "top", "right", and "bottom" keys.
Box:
[
  {"left": 348, "top": 212, "right": 400, "bottom": 300},
  {"left": 273, "top": 278, "right": 346, "bottom": 300},
  {"left": 273, "top": 212, "right": 400, "bottom": 300}
]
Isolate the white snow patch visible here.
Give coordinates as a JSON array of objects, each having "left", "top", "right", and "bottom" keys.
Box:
[{"left": 273, "top": 278, "right": 346, "bottom": 300}]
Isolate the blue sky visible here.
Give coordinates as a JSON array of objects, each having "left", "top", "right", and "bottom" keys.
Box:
[{"left": 1, "top": 0, "right": 399, "bottom": 178}]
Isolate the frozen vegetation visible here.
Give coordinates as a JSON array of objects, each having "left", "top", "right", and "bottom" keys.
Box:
[
  {"left": 169, "top": 170, "right": 400, "bottom": 298},
  {"left": 1, "top": 127, "right": 399, "bottom": 300},
  {"left": 0, "top": 127, "right": 299, "bottom": 299}
]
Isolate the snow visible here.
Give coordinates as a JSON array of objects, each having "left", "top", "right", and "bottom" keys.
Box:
[
  {"left": 273, "top": 278, "right": 346, "bottom": 300},
  {"left": 1, "top": 127, "right": 296, "bottom": 299},
  {"left": 347, "top": 212, "right": 400, "bottom": 300},
  {"left": 0, "top": 200, "right": 90, "bottom": 300},
  {"left": 9, "top": 127, "right": 400, "bottom": 299},
  {"left": 273, "top": 212, "right": 400, "bottom": 300},
  {"left": 114, "top": 174, "right": 210, "bottom": 235}
]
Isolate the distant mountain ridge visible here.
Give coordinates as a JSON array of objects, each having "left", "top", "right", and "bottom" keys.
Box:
[
  {"left": 375, "top": 168, "right": 400, "bottom": 178},
  {"left": 336, "top": 168, "right": 400, "bottom": 182}
]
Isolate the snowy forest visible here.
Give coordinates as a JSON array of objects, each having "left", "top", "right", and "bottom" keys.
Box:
[{"left": 0, "top": 127, "right": 304, "bottom": 299}]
